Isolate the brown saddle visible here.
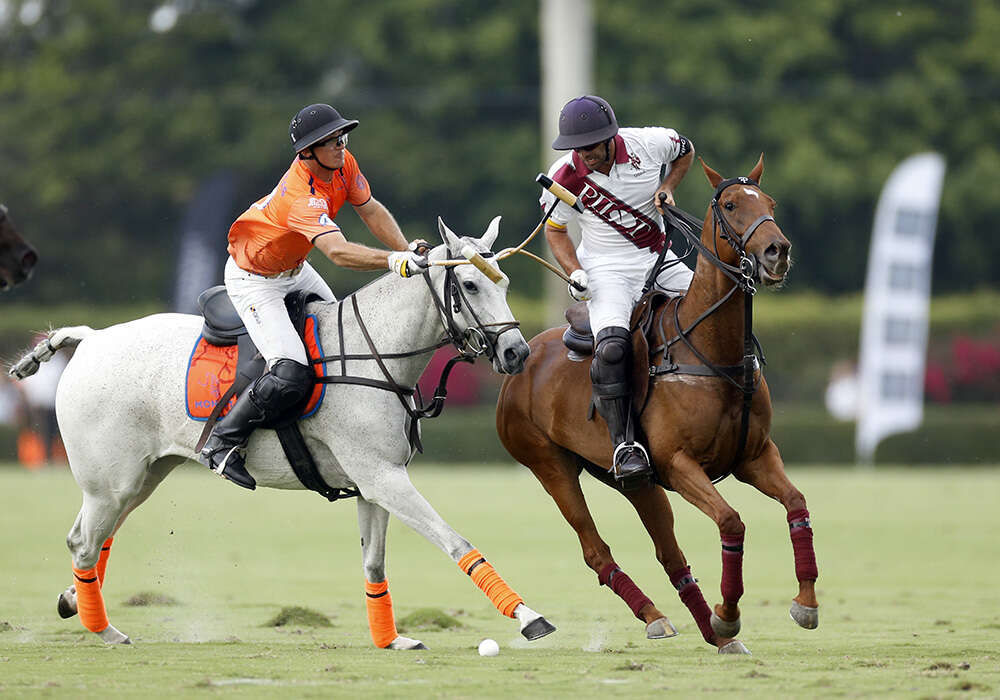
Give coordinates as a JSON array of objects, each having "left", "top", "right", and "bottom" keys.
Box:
[{"left": 561, "top": 291, "right": 672, "bottom": 414}]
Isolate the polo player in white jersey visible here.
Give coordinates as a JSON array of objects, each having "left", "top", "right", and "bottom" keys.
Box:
[{"left": 540, "top": 95, "right": 695, "bottom": 489}]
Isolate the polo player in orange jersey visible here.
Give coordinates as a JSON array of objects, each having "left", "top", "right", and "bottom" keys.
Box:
[{"left": 199, "top": 103, "right": 429, "bottom": 490}]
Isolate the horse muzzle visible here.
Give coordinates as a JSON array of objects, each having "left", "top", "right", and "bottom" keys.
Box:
[
  {"left": 494, "top": 336, "right": 530, "bottom": 375},
  {"left": 0, "top": 247, "right": 37, "bottom": 290},
  {"left": 757, "top": 239, "right": 791, "bottom": 286}
]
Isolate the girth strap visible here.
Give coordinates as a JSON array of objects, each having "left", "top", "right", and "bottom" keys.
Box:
[{"left": 274, "top": 419, "right": 359, "bottom": 503}]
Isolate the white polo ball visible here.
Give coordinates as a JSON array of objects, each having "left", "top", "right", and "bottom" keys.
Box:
[{"left": 478, "top": 638, "right": 500, "bottom": 657}]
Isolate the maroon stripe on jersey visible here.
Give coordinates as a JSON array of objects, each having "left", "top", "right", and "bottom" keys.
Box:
[
  {"left": 576, "top": 178, "right": 665, "bottom": 253},
  {"left": 612, "top": 134, "right": 630, "bottom": 164}
]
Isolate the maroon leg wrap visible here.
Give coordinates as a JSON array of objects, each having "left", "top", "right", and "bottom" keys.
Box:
[
  {"left": 720, "top": 533, "right": 745, "bottom": 604},
  {"left": 669, "top": 565, "right": 716, "bottom": 645},
  {"left": 598, "top": 562, "right": 652, "bottom": 621},
  {"left": 787, "top": 508, "right": 818, "bottom": 581}
]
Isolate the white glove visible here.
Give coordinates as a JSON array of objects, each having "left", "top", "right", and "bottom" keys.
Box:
[
  {"left": 407, "top": 239, "right": 431, "bottom": 255},
  {"left": 568, "top": 268, "right": 591, "bottom": 301},
  {"left": 388, "top": 251, "right": 429, "bottom": 278}
]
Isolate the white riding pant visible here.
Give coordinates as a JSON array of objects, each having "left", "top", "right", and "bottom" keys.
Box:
[
  {"left": 584, "top": 253, "right": 693, "bottom": 337},
  {"left": 224, "top": 257, "right": 336, "bottom": 367}
]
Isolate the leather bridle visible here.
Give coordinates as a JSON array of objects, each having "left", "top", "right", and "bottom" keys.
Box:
[
  {"left": 313, "top": 245, "right": 521, "bottom": 451},
  {"left": 647, "top": 177, "right": 779, "bottom": 478}
]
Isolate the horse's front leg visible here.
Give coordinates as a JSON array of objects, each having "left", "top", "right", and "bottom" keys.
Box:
[
  {"left": 734, "top": 439, "right": 819, "bottom": 629},
  {"left": 356, "top": 497, "right": 426, "bottom": 650},
  {"left": 352, "top": 461, "right": 555, "bottom": 641},
  {"left": 668, "top": 450, "right": 750, "bottom": 653}
]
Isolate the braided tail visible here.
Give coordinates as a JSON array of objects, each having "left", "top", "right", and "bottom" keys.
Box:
[{"left": 8, "top": 326, "right": 94, "bottom": 380}]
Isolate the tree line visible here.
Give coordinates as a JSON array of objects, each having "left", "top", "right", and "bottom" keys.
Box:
[{"left": 1, "top": 0, "right": 997, "bottom": 304}]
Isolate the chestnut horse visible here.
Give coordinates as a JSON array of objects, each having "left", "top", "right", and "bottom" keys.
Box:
[
  {"left": 0, "top": 204, "right": 38, "bottom": 291},
  {"left": 497, "top": 156, "right": 817, "bottom": 655}
]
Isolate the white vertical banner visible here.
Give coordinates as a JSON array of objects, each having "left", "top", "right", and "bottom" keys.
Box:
[{"left": 855, "top": 153, "right": 946, "bottom": 463}]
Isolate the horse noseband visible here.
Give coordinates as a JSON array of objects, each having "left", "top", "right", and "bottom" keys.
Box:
[{"left": 712, "top": 177, "right": 775, "bottom": 251}]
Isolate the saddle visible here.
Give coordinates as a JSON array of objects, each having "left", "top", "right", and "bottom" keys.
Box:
[
  {"left": 189, "top": 287, "right": 355, "bottom": 502},
  {"left": 190, "top": 285, "right": 325, "bottom": 423},
  {"left": 561, "top": 291, "right": 673, "bottom": 415}
]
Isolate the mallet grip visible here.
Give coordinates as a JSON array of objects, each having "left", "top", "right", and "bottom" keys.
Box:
[
  {"left": 461, "top": 245, "right": 506, "bottom": 285},
  {"left": 536, "top": 173, "right": 584, "bottom": 212}
]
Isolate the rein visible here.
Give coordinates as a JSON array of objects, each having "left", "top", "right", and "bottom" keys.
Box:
[
  {"left": 648, "top": 178, "right": 773, "bottom": 474},
  {"left": 312, "top": 255, "right": 520, "bottom": 452}
]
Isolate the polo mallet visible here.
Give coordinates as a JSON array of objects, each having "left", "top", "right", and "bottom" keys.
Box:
[{"left": 431, "top": 173, "right": 587, "bottom": 290}]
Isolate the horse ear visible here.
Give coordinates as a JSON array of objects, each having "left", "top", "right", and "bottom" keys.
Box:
[
  {"left": 437, "top": 216, "right": 460, "bottom": 250},
  {"left": 480, "top": 215, "right": 501, "bottom": 249},
  {"left": 700, "top": 157, "right": 723, "bottom": 188},
  {"left": 749, "top": 153, "right": 764, "bottom": 184}
]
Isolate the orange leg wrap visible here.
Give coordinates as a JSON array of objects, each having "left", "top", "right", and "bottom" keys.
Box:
[
  {"left": 72, "top": 565, "right": 109, "bottom": 633},
  {"left": 365, "top": 580, "right": 398, "bottom": 648},
  {"left": 457, "top": 549, "right": 523, "bottom": 618},
  {"left": 96, "top": 537, "right": 113, "bottom": 587}
]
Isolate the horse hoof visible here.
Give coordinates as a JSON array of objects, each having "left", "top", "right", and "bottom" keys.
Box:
[
  {"left": 718, "top": 640, "right": 751, "bottom": 655},
  {"left": 789, "top": 601, "right": 819, "bottom": 629},
  {"left": 710, "top": 610, "right": 741, "bottom": 637},
  {"left": 98, "top": 624, "right": 131, "bottom": 645},
  {"left": 57, "top": 586, "right": 78, "bottom": 619},
  {"left": 387, "top": 635, "right": 427, "bottom": 650},
  {"left": 521, "top": 616, "right": 556, "bottom": 641},
  {"left": 645, "top": 616, "right": 678, "bottom": 639}
]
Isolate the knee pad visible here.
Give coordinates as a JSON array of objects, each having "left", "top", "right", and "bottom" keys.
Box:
[
  {"left": 591, "top": 326, "right": 632, "bottom": 386},
  {"left": 251, "top": 359, "right": 313, "bottom": 414}
]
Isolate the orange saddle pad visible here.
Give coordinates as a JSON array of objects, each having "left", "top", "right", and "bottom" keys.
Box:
[{"left": 185, "top": 314, "right": 327, "bottom": 421}]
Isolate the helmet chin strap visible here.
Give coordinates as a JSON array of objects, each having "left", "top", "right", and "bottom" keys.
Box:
[
  {"left": 595, "top": 138, "right": 613, "bottom": 167},
  {"left": 301, "top": 148, "right": 340, "bottom": 171}
]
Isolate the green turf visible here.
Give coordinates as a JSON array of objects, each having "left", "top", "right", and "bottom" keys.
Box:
[{"left": 0, "top": 462, "right": 997, "bottom": 698}]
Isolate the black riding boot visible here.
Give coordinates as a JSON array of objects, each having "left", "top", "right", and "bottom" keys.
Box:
[
  {"left": 199, "top": 358, "right": 314, "bottom": 491},
  {"left": 198, "top": 390, "right": 265, "bottom": 490},
  {"left": 591, "top": 326, "right": 653, "bottom": 491}
]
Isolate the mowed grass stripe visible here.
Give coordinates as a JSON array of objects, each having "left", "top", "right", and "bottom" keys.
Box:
[{"left": 0, "top": 462, "right": 997, "bottom": 699}]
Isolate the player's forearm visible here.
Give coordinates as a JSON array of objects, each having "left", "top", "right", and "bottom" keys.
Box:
[
  {"left": 545, "top": 223, "right": 583, "bottom": 275},
  {"left": 662, "top": 149, "right": 694, "bottom": 191},
  {"left": 316, "top": 236, "right": 394, "bottom": 271},
  {"left": 360, "top": 199, "right": 408, "bottom": 251}
]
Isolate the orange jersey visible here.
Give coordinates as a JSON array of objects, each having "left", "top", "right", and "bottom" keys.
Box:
[{"left": 228, "top": 152, "right": 371, "bottom": 275}]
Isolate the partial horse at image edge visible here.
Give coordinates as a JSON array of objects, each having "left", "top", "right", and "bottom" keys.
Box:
[
  {"left": 0, "top": 204, "right": 38, "bottom": 291},
  {"left": 497, "top": 155, "right": 817, "bottom": 655}
]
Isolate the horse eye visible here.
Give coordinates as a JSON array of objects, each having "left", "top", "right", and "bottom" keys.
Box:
[
  {"left": 462, "top": 281, "right": 478, "bottom": 293},
  {"left": 724, "top": 201, "right": 735, "bottom": 211}
]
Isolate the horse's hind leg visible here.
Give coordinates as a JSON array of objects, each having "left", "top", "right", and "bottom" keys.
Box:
[
  {"left": 621, "top": 484, "right": 723, "bottom": 646},
  {"left": 734, "top": 440, "right": 819, "bottom": 629},
  {"left": 64, "top": 490, "right": 133, "bottom": 644},
  {"left": 57, "top": 457, "right": 184, "bottom": 641},
  {"left": 531, "top": 458, "right": 669, "bottom": 634},
  {"left": 356, "top": 497, "right": 426, "bottom": 650},
  {"left": 351, "top": 461, "right": 554, "bottom": 640}
]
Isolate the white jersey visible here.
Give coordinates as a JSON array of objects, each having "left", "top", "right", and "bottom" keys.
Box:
[
  {"left": 540, "top": 126, "right": 694, "bottom": 334},
  {"left": 540, "top": 127, "right": 688, "bottom": 268}
]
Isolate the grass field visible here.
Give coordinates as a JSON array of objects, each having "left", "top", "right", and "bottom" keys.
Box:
[{"left": 0, "top": 462, "right": 998, "bottom": 699}]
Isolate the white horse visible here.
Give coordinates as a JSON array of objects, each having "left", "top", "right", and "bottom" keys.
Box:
[{"left": 9, "top": 217, "right": 555, "bottom": 648}]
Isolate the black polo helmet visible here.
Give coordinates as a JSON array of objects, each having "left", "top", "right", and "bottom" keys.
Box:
[
  {"left": 551, "top": 95, "right": 619, "bottom": 150},
  {"left": 289, "top": 103, "right": 359, "bottom": 153}
]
